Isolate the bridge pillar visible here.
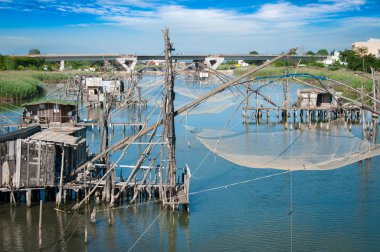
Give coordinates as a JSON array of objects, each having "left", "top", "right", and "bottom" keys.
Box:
[
  {"left": 59, "top": 60, "right": 65, "bottom": 71},
  {"left": 115, "top": 57, "right": 137, "bottom": 73},
  {"left": 205, "top": 57, "right": 224, "bottom": 70}
]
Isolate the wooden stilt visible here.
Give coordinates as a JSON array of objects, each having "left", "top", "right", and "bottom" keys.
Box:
[
  {"left": 56, "top": 147, "right": 65, "bottom": 207},
  {"left": 39, "top": 200, "right": 43, "bottom": 249},
  {"left": 26, "top": 189, "right": 32, "bottom": 208}
]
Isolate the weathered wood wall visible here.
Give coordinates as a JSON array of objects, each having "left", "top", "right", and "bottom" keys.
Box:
[{"left": 19, "top": 141, "right": 56, "bottom": 187}]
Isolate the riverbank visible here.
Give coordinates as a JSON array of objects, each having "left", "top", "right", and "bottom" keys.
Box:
[{"left": 0, "top": 70, "right": 96, "bottom": 101}]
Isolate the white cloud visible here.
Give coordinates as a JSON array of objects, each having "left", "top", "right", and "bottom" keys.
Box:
[{"left": 1, "top": 0, "right": 379, "bottom": 54}]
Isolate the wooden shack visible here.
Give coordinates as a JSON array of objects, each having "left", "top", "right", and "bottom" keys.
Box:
[
  {"left": 296, "top": 89, "right": 341, "bottom": 109},
  {"left": 0, "top": 126, "right": 86, "bottom": 189},
  {"left": 23, "top": 100, "right": 77, "bottom": 125},
  {"left": 20, "top": 127, "right": 87, "bottom": 188},
  {"left": 87, "top": 86, "right": 105, "bottom": 103},
  {"left": 0, "top": 126, "right": 41, "bottom": 188}
]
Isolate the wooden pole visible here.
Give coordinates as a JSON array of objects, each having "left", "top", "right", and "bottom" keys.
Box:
[
  {"left": 56, "top": 147, "right": 65, "bottom": 207},
  {"left": 39, "top": 200, "right": 42, "bottom": 249},
  {"left": 163, "top": 28, "right": 177, "bottom": 208},
  {"left": 371, "top": 67, "right": 378, "bottom": 113},
  {"left": 362, "top": 84, "right": 366, "bottom": 139},
  {"left": 26, "top": 189, "right": 32, "bottom": 208},
  {"left": 84, "top": 207, "right": 88, "bottom": 244},
  {"left": 104, "top": 102, "right": 111, "bottom": 203},
  {"left": 283, "top": 68, "right": 289, "bottom": 119}
]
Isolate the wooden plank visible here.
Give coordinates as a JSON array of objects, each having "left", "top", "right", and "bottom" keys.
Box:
[
  {"left": 37, "top": 141, "right": 41, "bottom": 186},
  {"left": 26, "top": 142, "right": 30, "bottom": 186},
  {"left": 15, "top": 139, "right": 22, "bottom": 189}
]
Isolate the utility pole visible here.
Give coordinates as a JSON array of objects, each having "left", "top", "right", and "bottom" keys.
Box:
[{"left": 163, "top": 28, "right": 177, "bottom": 208}]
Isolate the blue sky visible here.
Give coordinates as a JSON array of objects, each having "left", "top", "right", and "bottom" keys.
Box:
[{"left": 0, "top": 0, "right": 379, "bottom": 55}]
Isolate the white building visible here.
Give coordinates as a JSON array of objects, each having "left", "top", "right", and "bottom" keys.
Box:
[
  {"left": 323, "top": 51, "right": 342, "bottom": 65},
  {"left": 238, "top": 60, "right": 249, "bottom": 67},
  {"left": 352, "top": 38, "right": 380, "bottom": 58}
]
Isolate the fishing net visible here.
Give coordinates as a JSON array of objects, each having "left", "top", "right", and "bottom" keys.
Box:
[
  {"left": 175, "top": 85, "right": 241, "bottom": 115},
  {"left": 186, "top": 125, "right": 380, "bottom": 170}
]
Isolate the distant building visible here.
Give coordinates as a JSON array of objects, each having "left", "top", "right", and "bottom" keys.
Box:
[
  {"left": 323, "top": 51, "right": 342, "bottom": 65},
  {"left": 352, "top": 38, "right": 380, "bottom": 58},
  {"left": 238, "top": 60, "right": 249, "bottom": 67}
]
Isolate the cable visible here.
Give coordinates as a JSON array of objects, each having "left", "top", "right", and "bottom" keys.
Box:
[
  {"left": 190, "top": 170, "right": 292, "bottom": 195},
  {"left": 127, "top": 205, "right": 168, "bottom": 252}
]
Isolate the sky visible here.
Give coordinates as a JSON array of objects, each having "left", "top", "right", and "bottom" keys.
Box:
[{"left": 0, "top": 0, "right": 380, "bottom": 55}]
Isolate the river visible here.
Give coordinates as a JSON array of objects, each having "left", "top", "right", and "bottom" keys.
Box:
[{"left": 0, "top": 75, "right": 379, "bottom": 251}]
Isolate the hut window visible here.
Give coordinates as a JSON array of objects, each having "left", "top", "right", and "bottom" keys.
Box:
[
  {"left": 54, "top": 104, "right": 60, "bottom": 113},
  {"left": 39, "top": 104, "right": 45, "bottom": 109}
]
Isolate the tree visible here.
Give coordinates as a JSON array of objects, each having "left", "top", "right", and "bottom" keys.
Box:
[
  {"left": 354, "top": 46, "right": 368, "bottom": 72},
  {"left": 340, "top": 49, "right": 361, "bottom": 71},
  {"left": 28, "top": 48, "right": 41, "bottom": 55},
  {"left": 305, "top": 51, "right": 315, "bottom": 55},
  {"left": 316, "top": 49, "right": 329, "bottom": 55},
  {"left": 249, "top": 50, "right": 259, "bottom": 55},
  {"left": 0, "top": 55, "right": 6, "bottom": 70}
]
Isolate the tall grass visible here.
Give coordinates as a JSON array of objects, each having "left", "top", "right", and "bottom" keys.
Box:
[
  {"left": 0, "top": 71, "right": 70, "bottom": 100},
  {"left": 0, "top": 73, "right": 42, "bottom": 100},
  {"left": 0, "top": 70, "right": 102, "bottom": 100}
]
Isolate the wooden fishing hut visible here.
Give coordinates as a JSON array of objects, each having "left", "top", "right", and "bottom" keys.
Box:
[
  {"left": 85, "top": 77, "right": 122, "bottom": 106},
  {"left": 22, "top": 100, "right": 77, "bottom": 125},
  {"left": 87, "top": 86, "right": 105, "bottom": 104},
  {"left": 296, "top": 89, "right": 341, "bottom": 109},
  {"left": 0, "top": 126, "right": 41, "bottom": 189},
  {"left": 0, "top": 126, "right": 87, "bottom": 205},
  {"left": 296, "top": 89, "right": 342, "bottom": 121}
]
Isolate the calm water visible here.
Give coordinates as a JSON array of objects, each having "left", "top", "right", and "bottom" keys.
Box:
[{"left": 1, "top": 75, "right": 380, "bottom": 251}]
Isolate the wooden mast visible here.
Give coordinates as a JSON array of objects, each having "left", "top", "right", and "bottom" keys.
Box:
[{"left": 163, "top": 28, "right": 177, "bottom": 208}]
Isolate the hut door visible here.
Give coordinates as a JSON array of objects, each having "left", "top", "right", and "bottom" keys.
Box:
[{"left": 53, "top": 104, "right": 60, "bottom": 122}]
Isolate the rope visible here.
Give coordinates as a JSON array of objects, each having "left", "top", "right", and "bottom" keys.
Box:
[
  {"left": 62, "top": 221, "right": 81, "bottom": 250},
  {"left": 127, "top": 205, "right": 168, "bottom": 252},
  {"left": 190, "top": 170, "right": 292, "bottom": 195},
  {"left": 50, "top": 208, "right": 80, "bottom": 251}
]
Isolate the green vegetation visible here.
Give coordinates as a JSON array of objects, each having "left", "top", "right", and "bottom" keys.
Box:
[
  {"left": 0, "top": 55, "right": 46, "bottom": 71},
  {"left": 0, "top": 54, "right": 104, "bottom": 71},
  {"left": 340, "top": 48, "right": 380, "bottom": 73},
  {"left": 0, "top": 72, "right": 42, "bottom": 100},
  {"left": 233, "top": 65, "right": 373, "bottom": 96},
  {"left": 28, "top": 48, "right": 41, "bottom": 55},
  {"left": 316, "top": 49, "right": 329, "bottom": 55},
  {"left": 0, "top": 71, "right": 94, "bottom": 100}
]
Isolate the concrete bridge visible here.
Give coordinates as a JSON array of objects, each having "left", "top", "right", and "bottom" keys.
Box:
[{"left": 17, "top": 53, "right": 328, "bottom": 72}]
